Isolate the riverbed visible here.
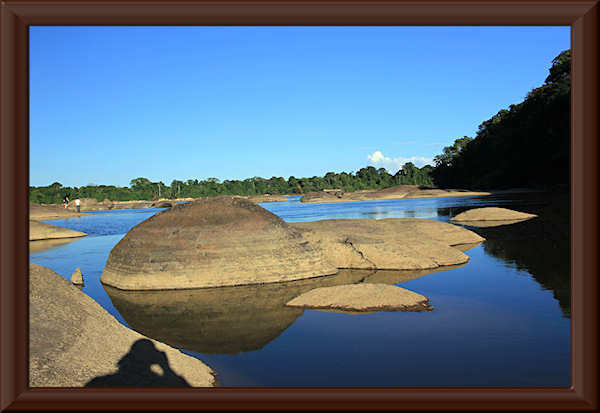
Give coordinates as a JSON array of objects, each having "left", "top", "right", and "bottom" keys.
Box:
[{"left": 29, "top": 192, "right": 570, "bottom": 386}]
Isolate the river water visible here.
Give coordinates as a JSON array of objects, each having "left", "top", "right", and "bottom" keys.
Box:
[{"left": 29, "top": 192, "right": 570, "bottom": 386}]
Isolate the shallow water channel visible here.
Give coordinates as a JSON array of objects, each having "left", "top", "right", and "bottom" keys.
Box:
[{"left": 30, "top": 193, "right": 570, "bottom": 386}]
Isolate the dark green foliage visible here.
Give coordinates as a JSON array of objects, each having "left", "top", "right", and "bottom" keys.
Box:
[
  {"left": 431, "top": 49, "right": 571, "bottom": 190},
  {"left": 29, "top": 164, "right": 434, "bottom": 203}
]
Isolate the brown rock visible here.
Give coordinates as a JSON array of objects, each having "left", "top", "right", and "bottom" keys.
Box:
[
  {"left": 29, "top": 263, "right": 217, "bottom": 387},
  {"left": 247, "top": 194, "right": 289, "bottom": 203},
  {"left": 30, "top": 203, "right": 83, "bottom": 220},
  {"left": 29, "top": 220, "right": 87, "bottom": 241},
  {"left": 70, "top": 267, "right": 84, "bottom": 285},
  {"left": 286, "top": 283, "right": 433, "bottom": 312},
  {"left": 450, "top": 207, "right": 537, "bottom": 227},
  {"left": 290, "top": 218, "right": 484, "bottom": 270},
  {"left": 300, "top": 185, "right": 490, "bottom": 204},
  {"left": 101, "top": 197, "right": 337, "bottom": 290}
]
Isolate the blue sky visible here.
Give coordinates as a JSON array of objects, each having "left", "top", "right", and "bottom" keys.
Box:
[{"left": 30, "top": 26, "right": 570, "bottom": 188}]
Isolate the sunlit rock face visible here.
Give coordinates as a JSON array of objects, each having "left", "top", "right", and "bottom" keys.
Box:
[
  {"left": 290, "top": 218, "right": 484, "bottom": 270},
  {"left": 450, "top": 207, "right": 537, "bottom": 227},
  {"left": 101, "top": 197, "right": 337, "bottom": 290},
  {"left": 29, "top": 220, "right": 87, "bottom": 241},
  {"left": 29, "top": 263, "right": 217, "bottom": 387},
  {"left": 286, "top": 283, "right": 433, "bottom": 313}
]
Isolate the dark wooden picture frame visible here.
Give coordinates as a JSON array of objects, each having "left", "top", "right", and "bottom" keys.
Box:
[{"left": 1, "top": 0, "right": 598, "bottom": 410}]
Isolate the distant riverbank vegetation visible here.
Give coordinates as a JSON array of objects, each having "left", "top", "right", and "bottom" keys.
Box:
[
  {"left": 30, "top": 50, "right": 569, "bottom": 204},
  {"left": 29, "top": 164, "right": 435, "bottom": 204}
]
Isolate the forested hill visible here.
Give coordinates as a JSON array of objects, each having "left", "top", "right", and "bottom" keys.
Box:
[{"left": 431, "top": 50, "right": 571, "bottom": 190}]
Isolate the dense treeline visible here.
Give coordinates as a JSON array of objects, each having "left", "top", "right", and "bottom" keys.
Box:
[
  {"left": 431, "top": 50, "right": 570, "bottom": 189},
  {"left": 30, "top": 163, "right": 434, "bottom": 204}
]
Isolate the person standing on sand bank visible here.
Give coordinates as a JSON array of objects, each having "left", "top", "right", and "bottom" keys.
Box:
[
  {"left": 75, "top": 198, "right": 81, "bottom": 213},
  {"left": 63, "top": 195, "right": 69, "bottom": 209}
]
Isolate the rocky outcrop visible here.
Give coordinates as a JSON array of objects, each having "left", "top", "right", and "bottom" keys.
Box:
[
  {"left": 247, "top": 194, "right": 289, "bottom": 203},
  {"left": 300, "top": 185, "right": 490, "bottom": 204},
  {"left": 101, "top": 197, "right": 337, "bottom": 290},
  {"left": 70, "top": 267, "right": 84, "bottom": 285},
  {"left": 29, "top": 220, "right": 87, "bottom": 241},
  {"left": 290, "top": 218, "right": 484, "bottom": 270},
  {"left": 450, "top": 207, "right": 537, "bottom": 227},
  {"left": 286, "top": 283, "right": 433, "bottom": 313},
  {"left": 30, "top": 203, "right": 84, "bottom": 220},
  {"left": 29, "top": 263, "right": 217, "bottom": 387}
]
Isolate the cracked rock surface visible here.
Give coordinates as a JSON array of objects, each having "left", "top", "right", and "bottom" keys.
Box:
[
  {"left": 290, "top": 218, "right": 484, "bottom": 270},
  {"left": 286, "top": 283, "right": 434, "bottom": 313}
]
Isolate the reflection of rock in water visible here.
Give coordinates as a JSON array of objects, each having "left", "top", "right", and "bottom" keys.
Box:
[
  {"left": 362, "top": 264, "right": 465, "bottom": 285},
  {"left": 105, "top": 266, "right": 458, "bottom": 355},
  {"left": 104, "top": 270, "right": 371, "bottom": 355},
  {"left": 462, "top": 192, "right": 570, "bottom": 317}
]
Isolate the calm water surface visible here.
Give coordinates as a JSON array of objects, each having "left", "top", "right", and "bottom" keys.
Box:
[{"left": 29, "top": 194, "right": 570, "bottom": 386}]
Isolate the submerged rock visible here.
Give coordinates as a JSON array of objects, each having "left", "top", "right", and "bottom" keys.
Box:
[
  {"left": 29, "top": 220, "right": 87, "bottom": 241},
  {"left": 101, "top": 197, "right": 337, "bottom": 290},
  {"left": 450, "top": 207, "right": 537, "bottom": 227},
  {"left": 290, "top": 218, "right": 484, "bottom": 270},
  {"left": 70, "top": 267, "right": 84, "bottom": 285},
  {"left": 29, "top": 263, "right": 217, "bottom": 387},
  {"left": 286, "top": 283, "right": 433, "bottom": 313}
]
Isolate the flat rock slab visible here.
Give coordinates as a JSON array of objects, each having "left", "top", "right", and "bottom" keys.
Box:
[
  {"left": 102, "top": 197, "right": 337, "bottom": 290},
  {"left": 301, "top": 185, "right": 490, "bottom": 203},
  {"left": 29, "top": 263, "right": 217, "bottom": 387},
  {"left": 290, "top": 218, "right": 484, "bottom": 271},
  {"left": 450, "top": 207, "right": 537, "bottom": 227},
  {"left": 286, "top": 283, "right": 433, "bottom": 312},
  {"left": 30, "top": 220, "right": 87, "bottom": 241},
  {"left": 30, "top": 203, "right": 84, "bottom": 220}
]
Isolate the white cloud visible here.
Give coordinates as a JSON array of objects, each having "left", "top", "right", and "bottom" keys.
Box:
[{"left": 366, "top": 151, "right": 433, "bottom": 173}]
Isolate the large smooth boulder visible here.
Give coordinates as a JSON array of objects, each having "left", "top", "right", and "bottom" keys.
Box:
[
  {"left": 450, "top": 207, "right": 537, "bottom": 227},
  {"left": 290, "top": 218, "right": 484, "bottom": 270},
  {"left": 29, "top": 220, "right": 87, "bottom": 241},
  {"left": 286, "top": 283, "right": 433, "bottom": 313},
  {"left": 29, "top": 263, "right": 217, "bottom": 387},
  {"left": 101, "top": 197, "right": 337, "bottom": 290}
]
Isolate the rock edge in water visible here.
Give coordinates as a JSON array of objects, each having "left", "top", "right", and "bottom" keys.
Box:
[
  {"left": 286, "top": 283, "right": 434, "bottom": 312},
  {"left": 29, "top": 263, "right": 218, "bottom": 387},
  {"left": 29, "top": 220, "right": 87, "bottom": 241},
  {"left": 450, "top": 207, "right": 537, "bottom": 226}
]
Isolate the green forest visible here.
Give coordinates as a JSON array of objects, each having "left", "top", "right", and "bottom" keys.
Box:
[
  {"left": 431, "top": 49, "right": 570, "bottom": 189},
  {"left": 29, "top": 164, "right": 434, "bottom": 204},
  {"left": 30, "top": 50, "right": 570, "bottom": 204}
]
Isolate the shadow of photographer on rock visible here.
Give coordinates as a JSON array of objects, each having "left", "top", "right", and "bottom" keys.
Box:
[{"left": 85, "top": 339, "right": 190, "bottom": 387}]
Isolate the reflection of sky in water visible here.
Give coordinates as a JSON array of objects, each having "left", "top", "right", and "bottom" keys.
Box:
[
  {"left": 262, "top": 195, "right": 493, "bottom": 222},
  {"left": 29, "top": 193, "right": 570, "bottom": 386}
]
